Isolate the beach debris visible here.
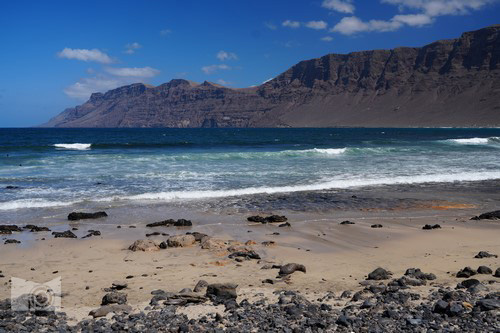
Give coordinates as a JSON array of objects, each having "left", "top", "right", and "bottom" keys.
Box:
[
  {"left": 23, "top": 225, "right": 51, "bottom": 232},
  {"left": 146, "top": 219, "right": 192, "bottom": 227},
  {"left": 4, "top": 239, "right": 20, "bottom": 244},
  {"left": 101, "top": 292, "right": 127, "bottom": 305},
  {"left": 340, "top": 220, "right": 355, "bottom": 225},
  {"left": 470, "top": 210, "right": 500, "bottom": 220},
  {"left": 474, "top": 251, "right": 497, "bottom": 258},
  {"left": 477, "top": 266, "right": 493, "bottom": 274},
  {"left": 456, "top": 267, "right": 477, "bottom": 278},
  {"left": 52, "top": 230, "right": 77, "bottom": 238},
  {"left": 367, "top": 268, "right": 392, "bottom": 280},
  {"left": 279, "top": 263, "right": 306, "bottom": 276},
  {"left": 67, "top": 211, "right": 108, "bottom": 221},
  {"left": 371, "top": 224, "right": 383, "bottom": 228},
  {"left": 89, "top": 304, "right": 132, "bottom": 318},
  {"left": 128, "top": 239, "right": 160, "bottom": 252},
  {"left": 247, "top": 215, "right": 287, "bottom": 224},
  {"left": 404, "top": 268, "right": 436, "bottom": 280},
  {"left": 82, "top": 230, "right": 101, "bottom": 238},
  {"left": 167, "top": 234, "right": 195, "bottom": 247},
  {"left": 422, "top": 224, "right": 441, "bottom": 230}
]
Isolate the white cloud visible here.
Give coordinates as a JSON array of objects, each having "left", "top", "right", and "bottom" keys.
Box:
[
  {"left": 322, "top": 0, "right": 355, "bottom": 13},
  {"left": 216, "top": 79, "right": 232, "bottom": 86},
  {"left": 201, "top": 64, "right": 231, "bottom": 75},
  {"left": 124, "top": 42, "right": 142, "bottom": 54},
  {"left": 160, "top": 29, "right": 172, "bottom": 36},
  {"left": 332, "top": 16, "right": 403, "bottom": 35},
  {"left": 321, "top": 36, "right": 334, "bottom": 41},
  {"left": 216, "top": 50, "right": 238, "bottom": 61},
  {"left": 105, "top": 66, "right": 160, "bottom": 78},
  {"left": 381, "top": 0, "right": 495, "bottom": 17},
  {"left": 305, "top": 20, "right": 328, "bottom": 30},
  {"left": 393, "top": 13, "right": 433, "bottom": 26},
  {"left": 282, "top": 20, "right": 301, "bottom": 28},
  {"left": 57, "top": 48, "right": 113, "bottom": 64},
  {"left": 64, "top": 76, "right": 136, "bottom": 100},
  {"left": 264, "top": 22, "right": 277, "bottom": 30}
]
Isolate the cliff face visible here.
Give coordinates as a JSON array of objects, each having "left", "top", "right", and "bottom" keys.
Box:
[{"left": 43, "top": 25, "right": 500, "bottom": 128}]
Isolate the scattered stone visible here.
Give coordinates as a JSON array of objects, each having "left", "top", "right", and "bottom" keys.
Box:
[
  {"left": 371, "top": 224, "right": 383, "bottom": 228},
  {"left": 167, "top": 234, "right": 195, "bottom": 247},
  {"left": 68, "top": 211, "right": 107, "bottom": 221},
  {"left": 470, "top": 210, "right": 500, "bottom": 220},
  {"left": 456, "top": 267, "right": 477, "bottom": 278},
  {"left": 404, "top": 268, "right": 436, "bottom": 280},
  {"left": 23, "top": 225, "right": 51, "bottom": 232},
  {"left": 146, "top": 232, "right": 161, "bottom": 237},
  {"left": 278, "top": 222, "right": 291, "bottom": 227},
  {"left": 474, "top": 251, "right": 498, "bottom": 258},
  {"left": 101, "top": 292, "right": 127, "bottom": 305},
  {"left": 128, "top": 239, "right": 160, "bottom": 252},
  {"left": 146, "top": 219, "right": 192, "bottom": 227},
  {"left": 82, "top": 230, "right": 101, "bottom": 238},
  {"left": 422, "top": 224, "right": 441, "bottom": 230},
  {"left": 261, "top": 241, "right": 276, "bottom": 247},
  {"left": 111, "top": 282, "right": 128, "bottom": 290},
  {"left": 52, "top": 230, "right": 77, "bottom": 238},
  {"left": 4, "top": 239, "right": 20, "bottom": 244},
  {"left": 340, "top": 220, "right": 355, "bottom": 225},
  {"left": 0, "top": 225, "right": 22, "bottom": 233},
  {"left": 279, "top": 263, "right": 306, "bottom": 276},
  {"left": 247, "top": 215, "right": 287, "bottom": 224},
  {"left": 477, "top": 266, "right": 493, "bottom": 274},
  {"left": 367, "top": 267, "right": 392, "bottom": 280}
]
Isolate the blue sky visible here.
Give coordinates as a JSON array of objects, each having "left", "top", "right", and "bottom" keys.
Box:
[{"left": 1, "top": 0, "right": 499, "bottom": 127}]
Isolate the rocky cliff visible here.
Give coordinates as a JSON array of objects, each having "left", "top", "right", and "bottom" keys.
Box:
[{"left": 43, "top": 25, "right": 500, "bottom": 128}]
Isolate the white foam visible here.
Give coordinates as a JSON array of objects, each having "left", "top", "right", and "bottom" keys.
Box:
[
  {"left": 0, "top": 199, "right": 76, "bottom": 211},
  {"left": 447, "top": 137, "right": 500, "bottom": 145},
  {"left": 53, "top": 143, "right": 92, "bottom": 150},
  {"left": 304, "top": 148, "right": 347, "bottom": 155},
  {"left": 97, "top": 170, "right": 500, "bottom": 203}
]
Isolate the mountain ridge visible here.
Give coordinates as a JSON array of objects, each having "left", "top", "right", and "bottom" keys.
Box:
[{"left": 42, "top": 25, "right": 500, "bottom": 128}]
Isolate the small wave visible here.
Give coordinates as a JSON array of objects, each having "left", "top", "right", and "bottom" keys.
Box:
[
  {"left": 0, "top": 199, "right": 76, "bottom": 210},
  {"left": 97, "top": 170, "right": 500, "bottom": 203},
  {"left": 446, "top": 137, "right": 500, "bottom": 145},
  {"left": 54, "top": 143, "right": 92, "bottom": 150}
]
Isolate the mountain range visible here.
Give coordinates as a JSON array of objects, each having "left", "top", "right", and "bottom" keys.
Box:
[{"left": 43, "top": 25, "right": 500, "bottom": 128}]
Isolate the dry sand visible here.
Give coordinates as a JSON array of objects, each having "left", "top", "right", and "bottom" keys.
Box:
[{"left": 0, "top": 209, "right": 499, "bottom": 322}]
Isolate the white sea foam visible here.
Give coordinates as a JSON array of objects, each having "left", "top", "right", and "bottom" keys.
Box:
[
  {"left": 97, "top": 170, "right": 500, "bottom": 203},
  {"left": 53, "top": 143, "right": 92, "bottom": 150},
  {"left": 0, "top": 199, "right": 76, "bottom": 211},
  {"left": 304, "top": 148, "right": 347, "bottom": 155},
  {"left": 446, "top": 137, "right": 500, "bottom": 145}
]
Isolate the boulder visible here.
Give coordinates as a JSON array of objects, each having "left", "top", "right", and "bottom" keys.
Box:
[
  {"left": 456, "top": 267, "right": 477, "bottom": 278},
  {"left": 422, "top": 224, "right": 441, "bottom": 230},
  {"left": 200, "top": 237, "right": 227, "bottom": 250},
  {"left": 371, "top": 224, "right": 383, "bottom": 228},
  {"left": 101, "top": 292, "right": 127, "bottom": 305},
  {"left": 476, "top": 298, "right": 500, "bottom": 311},
  {"left": 340, "top": 220, "right": 355, "bottom": 225},
  {"left": 477, "top": 266, "right": 493, "bottom": 274},
  {"left": 247, "top": 215, "right": 287, "bottom": 224},
  {"left": 206, "top": 283, "right": 237, "bottom": 303},
  {"left": 404, "top": 268, "right": 436, "bottom": 280},
  {"left": 24, "top": 225, "right": 51, "bottom": 232},
  {"left": 494, "top": 268, "right": 500, "bottom": 278},
  {"left": 52, "top": 230, "right": 77, "bottom": 238},
  {"left": 167, "top": 235, "right": 196, "bottom": 247},
  {"left": 470, "top": 210, "right": 500, "bottom": 220},
  {"left": 367, "top": 268, "right": 392, "bottom": 280},
  {"left": 474, "top": 251, "right": 498, "bottom": 258},
  {"left": 279, "top": 263, "right": 306, "bottom": 276},
  {"left": 0, "top": 225, "right": 22, "bottom": 233},
  {"left": 4, "top": 239, "right": 20, "bottom": 244},
  {"left": 67, "top": 211, "right": 107, "bottom": 221},
  {"left": 89, "top": 304, "right": 132, "bottom": 318},
  {"left": 128, "top": 239, "right": 160, "bottom": 252}
]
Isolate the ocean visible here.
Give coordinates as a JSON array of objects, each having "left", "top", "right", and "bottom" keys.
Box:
[{"left": 1, "top": 128, "right": 500, "bottom": 215}]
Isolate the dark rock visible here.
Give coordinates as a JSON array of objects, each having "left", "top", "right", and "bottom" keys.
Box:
[
  {"left": 367, "top": 267, "right": 392, "bottom": 280},
  {"left": 89, "top": 304, "right": 132, "bottom": 318},
  {"left": 188, "top": 232, "right": 207, "bottom": 242},
  {"left": 206, "top": 283, "right": 237, "bottom": 304},
  {"left": 371, "top": 224, "right": 383, "bottom": 228},
  {"left": 456, "top": 266, "right": 477, "bottom": 278},
  {"left": 82, "top": 230, "right": 101, "bottom": 238},
  {"left": 477, "top": 266, "right": 493, "bottom": 274},
  {"left": 422, "top": 224, "right": 441, "bottom": 230},
  {"left": 146, "top": 232, "right": 161, "bottom": 237},
  {"left": 340, "top": 220, "right": 355, "bottom": 225},
  {"left": 494, "top": 268, "right": 500, "bottom": 278},
  {"left": 101, "top": 292, "right": 127, "bottom": 305},
  {"left": 159, "top": 241, "right": 168, "bottom": 249},
  {"left": 68, "top": 211, "right": 107, "bottom": 220},
  {"left": 146, "top": 219, "right": 192, "bottom": 227},
  {"left": 24, "top": 225, "right": 51, "bottom": 232},
  {"left": 228, "top": 251, "right": 261, "bottom": 260},
  {"left": 52, "top": 230, "right": 77, "bottom": 238},
  {"left": 111, "top": 282, "right": 128, "bottom": 290},
  {"left": 471, "top": 210, "right": 500, "bottom": 220},
  {"left": 476, "top": 298, "right": 500, "bottom": 311},
  {"left": 0, "top": 225, "right": 22, "bottom": 233},
  {"left": 4, "top": 239, "right": 20, "bottom": 244},
  {"left": 404, "top": 268, "right": 436, "bottom": 280},
  {"left": 279, "top": 263, "right": 306, "bottom": 276},
  {"left": 474, "top": 251, "right": 498, "bottom": 258},
  {"left": 278, "top": 222, "right": 291, "bottom": 227},
  {"left": 247, "top": 215, "right": 287, "bottom": 224},
  {"left": 5, "top": 186, "right": 19, "bottom": 189},
  {"left": 458, "top": 279, "right": 480, "bottom": 289}
]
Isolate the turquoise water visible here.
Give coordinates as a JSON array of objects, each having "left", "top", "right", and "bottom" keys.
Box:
[{"left": 1, "top": 128, "right": 500, "bottom": 211}]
